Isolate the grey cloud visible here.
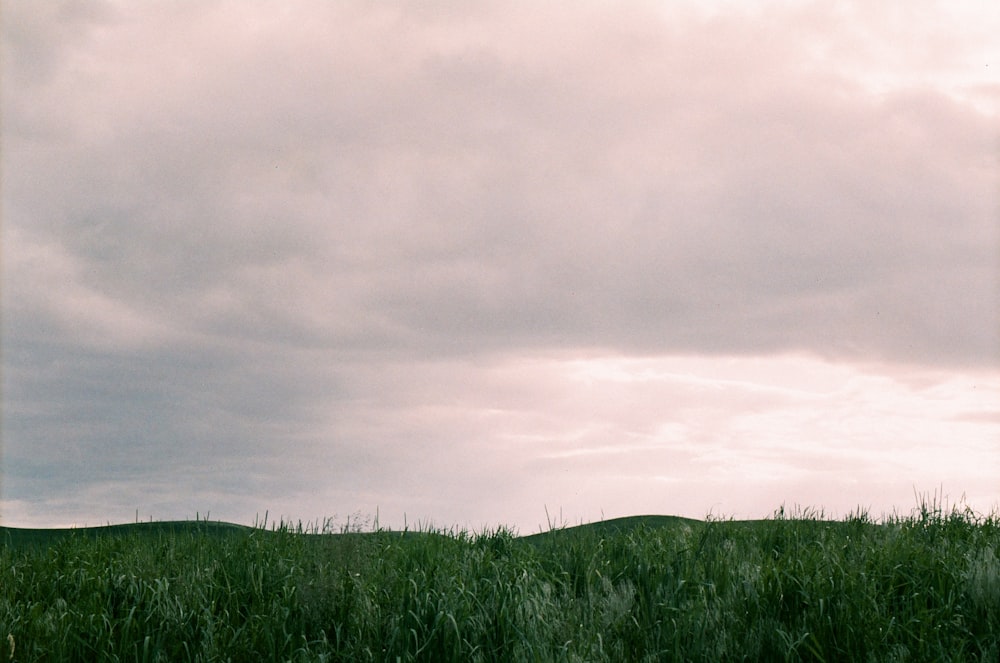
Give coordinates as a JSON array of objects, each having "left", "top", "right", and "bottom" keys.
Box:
[
  {"left": 1, "top": 0, "right": 117, "bottom": 88},
  {"left": 7, "top": 2, "right": 997, "bottom": 367},
  {"left": 3, "top": 1, "right": 999, "bottom": 526}
]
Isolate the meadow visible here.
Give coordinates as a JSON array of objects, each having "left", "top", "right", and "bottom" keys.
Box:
[{"left": 2, "top": 500, "right": 998, "bottom": 662}]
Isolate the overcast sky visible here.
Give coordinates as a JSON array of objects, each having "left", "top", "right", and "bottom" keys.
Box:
[{"left": 3, "top": 0, "right": 999, "bottom": 531}]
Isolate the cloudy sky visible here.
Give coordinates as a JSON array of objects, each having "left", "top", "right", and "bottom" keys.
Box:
[{"left": 2, "top": 0, "right": 999, "bottom": 531}]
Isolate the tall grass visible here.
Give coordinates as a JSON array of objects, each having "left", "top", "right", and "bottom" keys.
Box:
[{"left": 2, "top": 500, "right": 998, "bottom": 662}]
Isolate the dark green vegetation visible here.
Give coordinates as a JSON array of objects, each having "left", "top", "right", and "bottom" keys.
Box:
[{"left": 2, "top": 503, "right": 998, "bottom": 662}]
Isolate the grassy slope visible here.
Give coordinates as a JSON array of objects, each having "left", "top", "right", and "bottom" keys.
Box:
[
  {"left": 0, "top": 514, "right": 702, "bottom": 549},
  {"left": 0, "top": 512, "right": 845, "bottom": 551},
  {"left": 1, "top": 521, "right": 254, "bottom": 549},
  {"left": 519, "top": 514, "right": 702, "bottom": 542},
  {"left": 2, "top": 509, "right": 998, "bottom": 661}
]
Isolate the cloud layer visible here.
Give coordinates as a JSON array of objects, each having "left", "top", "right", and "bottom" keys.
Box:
[{"left": 3, "top": 0, "right": 999, "bottom": 528}]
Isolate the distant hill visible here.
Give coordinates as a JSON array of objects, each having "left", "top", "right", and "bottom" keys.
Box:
[
  {"left": 518, "top": 514, "right": 704, "bottom": 543},
  {"left": 3, "top": 512, "right": 861, "bottom": 550},
  {"left": 0, "top": 519, "right": 468, "bottom": 549},
  {"left": 0, "top": 520, "right": 254, "bottom": 549}
]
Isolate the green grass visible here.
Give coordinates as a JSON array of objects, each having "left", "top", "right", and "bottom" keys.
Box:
[{"left": 2, "top": 500, "right": 998, "bottom": 662}]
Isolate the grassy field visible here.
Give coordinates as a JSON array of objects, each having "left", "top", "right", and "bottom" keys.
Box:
[{"left": 2, "top": 502, "right": 998, "bottom": 662}]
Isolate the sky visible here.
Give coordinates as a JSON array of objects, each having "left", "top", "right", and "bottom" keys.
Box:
[{"left": 2, "top": 0, "right": 999, "bottom": 532}]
